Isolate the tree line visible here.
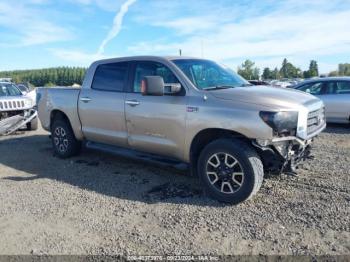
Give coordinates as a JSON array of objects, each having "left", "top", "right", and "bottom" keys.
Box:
[
  {"left": 238, "top": 58, "right": 319, "bottom": 80},
  {"left": 238, "top": 59, "right": 350, "bottom": 80},
  {"left": 0, "top": 67, "right": 87, "bottom": 87},
  {"left": 328, "top": 63, "right": 350, "bottom": 77}
]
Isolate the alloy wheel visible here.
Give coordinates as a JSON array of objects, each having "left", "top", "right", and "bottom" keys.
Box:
[
  {"left": 53, "top": 127, "right": 69, "bottom": 153},
  {"left": 206, "top": 152, "right": 244, "bottom": 194}
]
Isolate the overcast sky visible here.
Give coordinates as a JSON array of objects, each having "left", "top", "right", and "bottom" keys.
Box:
[{"left": 0, "top": 0, "right": 350, "bottom": 73}]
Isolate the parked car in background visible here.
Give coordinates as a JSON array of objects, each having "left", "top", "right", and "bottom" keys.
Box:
[
  {"left": 248, "top": 80, "right": 270, "bottom": 86},
  {"left": 271, "top": 79, "right": 302, "bottom": 88},
  {"left": 0, "top": 81, "right": 38, "bottom": 135},
  {"left": 294, "top": 77, "right": 350, "bottom": 124},
  {"left": 0, "top": 78, "right": 12, "bottom": 83}
]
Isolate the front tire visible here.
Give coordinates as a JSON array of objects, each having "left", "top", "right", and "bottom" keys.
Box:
[
  {"left": 51, "top": 119, "right": 81, "bottom": 158},
  {"left": 198, "top": 139, "right": 264, "bottom": 204}
]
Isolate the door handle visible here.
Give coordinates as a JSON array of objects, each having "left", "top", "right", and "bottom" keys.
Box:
[
  {"left": 80, "top": 97, "right": 92, "bottom": 103},
  {"left": 125, "top": 100, "right": 140, "bottom": 106}
]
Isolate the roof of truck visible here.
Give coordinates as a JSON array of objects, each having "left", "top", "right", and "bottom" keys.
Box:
[
  {"left": 164, "top": 56, "right": 203, "bottom": 60},
  {"left": 91, "top": 55, "right": 204, "bottom": 66}
]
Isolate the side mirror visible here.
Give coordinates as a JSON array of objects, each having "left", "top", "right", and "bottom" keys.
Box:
[
  {"left": 141, "top": 76, "right": 164, "bottom": 96},
  {"left": 164, "top": 83, "right": 182, "bottom": 94}
]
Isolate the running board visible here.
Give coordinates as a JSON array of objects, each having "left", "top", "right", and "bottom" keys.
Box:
[{"left": 85, "top": 141, "right": 189, "bottom": 171}]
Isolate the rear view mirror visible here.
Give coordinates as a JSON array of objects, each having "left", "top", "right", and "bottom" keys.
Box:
[
  {"left": 305, "top": 88, "right": 311, "bottom": 93},
  {"left": 141, "top": 76, "right": 164, "bottom": 96}
]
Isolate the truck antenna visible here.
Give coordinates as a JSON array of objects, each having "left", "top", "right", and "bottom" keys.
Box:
[{"left": 201, "top": 40, "right": 204, "bottom": 58}]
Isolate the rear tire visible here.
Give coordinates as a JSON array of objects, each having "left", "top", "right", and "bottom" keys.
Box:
[
  {"left": 26, "top": 117, "right": 38, "bottom": 131},
  {"left": 51, "top": 119, "right": 81, "bottom": 158},
  {"left": 198, "top": 138, "right": 264, "bottom": 204}
]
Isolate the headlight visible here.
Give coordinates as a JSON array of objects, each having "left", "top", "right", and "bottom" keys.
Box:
[
  {"left": 259, "top": 111, "right": 298, "bottom": 136},
  {"left": 24, "top": 99, "right": 32, "bottom": 108}
]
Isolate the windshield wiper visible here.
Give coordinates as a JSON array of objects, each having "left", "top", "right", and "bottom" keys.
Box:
[
  {"left": 203, "top": 85, "right": 235, "bottom": 90},
  {"left": 239, "top": 83, "right": 253, "bottom": 87}
]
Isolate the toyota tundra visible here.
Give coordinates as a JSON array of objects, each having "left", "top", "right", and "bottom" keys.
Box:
[{"left": 37, "top": 56, "right": 326, "bottom": 204}]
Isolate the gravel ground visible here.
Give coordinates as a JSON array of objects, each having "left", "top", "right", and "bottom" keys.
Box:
[{"left": 0, "top": 124, "right": 349, "bottom": 256}]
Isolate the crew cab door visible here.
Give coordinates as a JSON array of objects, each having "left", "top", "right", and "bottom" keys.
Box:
[
  {"left": 125, "top": 61, "right": 187, "bottom": 160},
  {"left": 78, "top": 61, "right": 129, "bottom": 146}
]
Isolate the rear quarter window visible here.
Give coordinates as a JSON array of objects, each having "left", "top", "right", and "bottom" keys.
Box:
[
  {"left": 336, "top": 81, "right": 350, "bottom": 94},
  {"left": 92, "top": 62, "right": 128, "bottom": 92}
]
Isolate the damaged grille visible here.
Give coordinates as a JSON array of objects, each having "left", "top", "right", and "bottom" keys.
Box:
[
  {"left": 307, "top": 107, "right": 325, "bottom": 135},
  {"left": 0, "top": 100, "right": 25, "bottom": 110}
]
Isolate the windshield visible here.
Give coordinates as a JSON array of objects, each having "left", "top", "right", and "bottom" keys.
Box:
[
  {"left": 172, "top": 59, "right": 250, "bottom": 90},
  {"left": 0, "top": 83, "right": 22, "bottom": 96},
  {"left": 17, "top": 85, "right": 29, "bottom": 92}
]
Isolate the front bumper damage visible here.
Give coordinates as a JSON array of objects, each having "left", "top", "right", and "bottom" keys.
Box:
[
  {"left": 0, "top": 109, "right": 37, "bottom": 136},
  {"left": 253, "top": 130, "right": 324, "bottom": 176}
]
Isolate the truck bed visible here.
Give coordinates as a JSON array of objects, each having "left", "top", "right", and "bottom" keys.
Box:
[{"left": 37, "top": 87, "right": 83, "bottom": 139}]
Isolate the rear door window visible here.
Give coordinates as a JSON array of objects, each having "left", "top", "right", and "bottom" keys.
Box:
[
  {"left": 326, "top": 81, "right": 350, "bottom": 94},
  {"left": 326, "top": 82, "right": 337, "bottom": 94},
  {"left": 336, "top": 81, "right": 350, "bottom": 95},
  {"left": 92, "top": 62, "right": 128, "bottom": 92}
]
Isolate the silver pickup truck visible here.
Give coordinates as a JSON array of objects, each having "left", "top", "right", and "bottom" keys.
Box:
[{"left": 37, "top": 56, "right": 326, "bottom": 204}]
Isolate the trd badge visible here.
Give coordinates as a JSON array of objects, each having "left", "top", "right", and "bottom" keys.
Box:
[{"left": 186, "top": 106, "right": 199, "bottom": 112}]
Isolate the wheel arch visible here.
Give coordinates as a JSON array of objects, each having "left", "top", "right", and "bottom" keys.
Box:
[
  {"left": 50, "top": 110, "right": 83, "bottom": 140},
  {"left": 50, "top": 110, "right": 69, "bottom": 128},
  {"left": 188, "top": 128, "right": 251, "bottom": 176}
]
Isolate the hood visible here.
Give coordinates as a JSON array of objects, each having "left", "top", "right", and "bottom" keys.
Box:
[{"left": 209, "top": 85, "right": 320, "bottom": 110}]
